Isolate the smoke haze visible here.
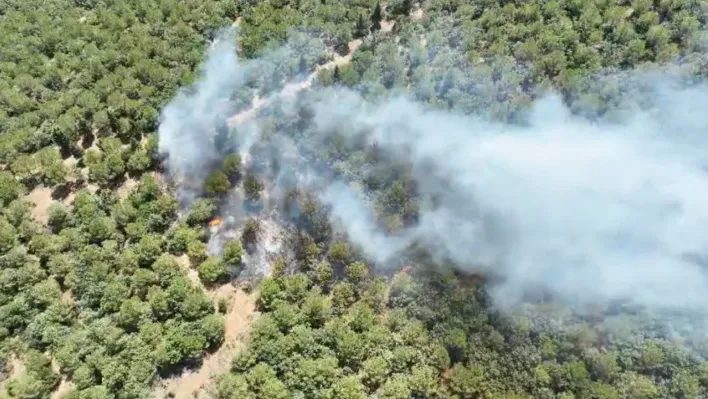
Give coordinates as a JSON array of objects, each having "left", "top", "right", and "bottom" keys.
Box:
[{"left": 158, "top": 29, "right": 708, "bottom": 318}]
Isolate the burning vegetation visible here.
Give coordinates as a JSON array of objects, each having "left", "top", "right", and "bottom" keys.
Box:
[{"left": 208, "top": 216, "right": 224, "bottom": 228}]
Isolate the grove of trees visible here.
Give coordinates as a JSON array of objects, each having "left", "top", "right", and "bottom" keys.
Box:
[
  {"left": 215, "top": 262, "right": 708, "bottom": 398},
  {"left": 2, "top": 0, "right": 708, "bottom": 398}
]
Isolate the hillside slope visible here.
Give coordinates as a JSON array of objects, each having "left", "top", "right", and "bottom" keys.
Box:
[{"left": 1, "top": 0, "right": 708, "bottom": 398}]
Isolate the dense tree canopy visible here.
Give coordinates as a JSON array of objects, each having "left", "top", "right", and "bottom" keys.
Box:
[
  {"left": 216, "top": 259, "right": 708, "bottom": 398},
  {"left": 0, "top": 0, "right": 233, "bottom": 397},
  {"left": 2, "top": 0, "right": 708, "bottom": 398}
]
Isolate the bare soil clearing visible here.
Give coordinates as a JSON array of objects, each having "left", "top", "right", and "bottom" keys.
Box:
[
  {"left": 412, "top": 7, "right": 424, "bottom": 20},
  {"left": 51, "top": 378, "right": 75, "bottom": 399},
  {"left": 117, "top": 175, "right": 139, "bottom": 199},
  {"left": 50, "top": 358, "right": 74, "bottom": 399},
  {"left": 0, "top": 356, "right": 25, "bottom": 396},
  {"left": 25, "top": 185, "right": 54, "bottom": 225}
]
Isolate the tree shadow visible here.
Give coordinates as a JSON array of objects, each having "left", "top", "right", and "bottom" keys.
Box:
[
  {"left": 157, "top": 358, "right": 206, "bottom": 380},
  {"left": 80, "top": 131, "right": 96, "bottom": 150},
  {"left": 51, "top": 182, "right": 73, "bottom": 201},
  {"left": 59, "top": 145, "right": 77, "bottom": 160},
  {"left": 104, "top": 173, "right": 128, "bottom": 191},
  {"left": 22, "top": 177, "right": 41, "bottom": 193},
  {"left": 126, "top": 168, "right": 144, "bottom": 180}
]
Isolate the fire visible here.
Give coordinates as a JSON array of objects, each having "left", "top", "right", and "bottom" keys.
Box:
[
  {"left": 401, "top": 264, "right": 414, "bottom": 274},
  {"left": 209, "top": 217, "right": 223, "bottom": 228}
]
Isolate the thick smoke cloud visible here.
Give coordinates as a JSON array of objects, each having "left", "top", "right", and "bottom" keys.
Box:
[
  {"left": 158, "top": 29, "right": 708, "bottom": 318},
  {"left": 158, "top": 30, "right": 246, "bottom": 205}
]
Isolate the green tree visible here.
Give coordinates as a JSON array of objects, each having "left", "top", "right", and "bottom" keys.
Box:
[
  {"left": 361, "top": 355, "right": 389, "bottom": 390},
  {"left": 331, "top": 282, "right": 357, "bottom": 314},
  {"left": 222, "top": 153, "right": 242, "bottom": 179},
  {"left": 223, "top": 239, "right": 243, "bottom": 267},
  {"left": 0, "top": 171, "right": 24, "bottom": 206},
  {"left": 328, "top": 241, "right": 352, "bottom": 267},
  {"left": 243, "top": 173, "right": 264, "bottom": 201},
  {"left": 118, "top": 297, "right": 149, "bottom": 329},
  {"left": 259, "top": 278, "right": 285, "bottom": 311},
  {"left": 371, "top": 2, "right": 383, "bottom": 32},
  {"left": 198, "top": 256, "right": 227, "bottom": 285},
  {"left": 617, "top": 372, "right": 658, "bottom": 399},
  {"left": 301, "top": 293, "right": 331, "bottom": 328},
  {"left": 0, "top": 216, "right": 19, "bottom": 254},
  {"left": 409, "top": 365, "right": 440, "bottom": 397},
  {"left": 201, "top": 314, "right": 226, "bottom": 349},
  {"left": 186, "top": 198, "right": 217, "bottom": 226},
  {"left": 215, "top": 373, "right": 253, "bottom": 399},
  {"left": 127, "top": 149, "right": 152, "bottom": 173},
  {"left": 354, "top": 14, "right": 370, "bottom": 39},
  {"left": 241, "top": 218, "right": 261, "bottom": 247},
  {"left": 246, "top": 363, "right": 289, "bottom": 399},
  {"left": 134, "top": 234, "right": 164, "bottom": 267},
  {"left": 284, "top": 356, "right": 341, "bottom": 398},
  {"left": 338, "top": 64, "right": 361, "bottom": 87},
  {"left": 167, "top": 224, "right": 202, "bottom": 254},
  {"left": 11, "top": 154, "right": 38, "bottom": 182},
  {"left": 333, "top": 375, "right": 366, "bottom": 399},
  {"left": 187, "top": 240, "right": 208, "bottom": 264},
  {"left": 47, "top": 202, "right": 72, "bottom": 232},
  {"left": 204, "top": 171, "right": 231, "bottom": 197},
  {"left": 345, "top": 261, "right": 369, "bottom": 286},
  {"left": 313, "top": 260, "right": 334, "bottom": 289},
  {"left": 449, "top": 364, "right": 488, "bottom": 398},
  {"left": 5, "top": 199, "right": 32, "bottom": 227},
  {"left": 35, "top": 146, "right": 67, "bottom": 185},
  {"left": 86, "top": 216, "right": 118, "bottom": 244},
  {"left": 669, "top": 370, "right": 700, "bottom": 399},
  {"left": 375, "top": 374, "right": 411, "bottom": 399}
]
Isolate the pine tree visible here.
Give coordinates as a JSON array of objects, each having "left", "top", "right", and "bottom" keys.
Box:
[
  {"left": 333, "top": 66, "right": 341, "bottom": 82},
  {"left": 401, "top": 0, "right": 412, "bottom": 15},
  {"left": 371, "top": 2, "right": 382, "bottom": 32},
  {"left": 354, "top": 14, "right": 369, "bottom": 38}
]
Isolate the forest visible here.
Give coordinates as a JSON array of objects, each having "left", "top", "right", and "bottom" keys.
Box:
[{"left": 2, "top": 0, "right": 708, "bottom": 398}]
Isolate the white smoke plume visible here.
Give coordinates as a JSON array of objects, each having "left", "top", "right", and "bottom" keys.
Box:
[
  {"left": 158, "top": 29, "right": 708, "bottom": 319},
  {"left": 157, "top": 29, "right": 245, "bottom": 205}
]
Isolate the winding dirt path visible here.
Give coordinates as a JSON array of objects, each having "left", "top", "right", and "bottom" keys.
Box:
[
  {"left": 227, "top": 39, "right": 362, "bottom": 128},
  {"left": 154, "top": 287, "right": 259, "bottom": 399},
  {"left": 0, "top": 356, "right": 24, "bottom": 396}
]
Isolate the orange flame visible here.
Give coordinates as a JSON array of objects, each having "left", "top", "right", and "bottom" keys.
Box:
[
  {"left": 401, "top": 265, "right": 413, "bottom": 274},
  {"left": 209, "top": 217, "right": 223, "bottom": 227}
]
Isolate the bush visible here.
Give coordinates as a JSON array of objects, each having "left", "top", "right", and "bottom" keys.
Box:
[
  {"left": 223, "top": 239, "right": 243, "bottom": 266},
  {"left": 198, "top": 256, "right": 227, "bottom": 285},
  {"left": 242, "top": 174, "right": 264, "bottom": 201},
  {"left": 222, "top": 153, "right": 242, "bottom": 179},
  {"left": 186, "top": 198, "right": 217, "bottom": 226}
]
